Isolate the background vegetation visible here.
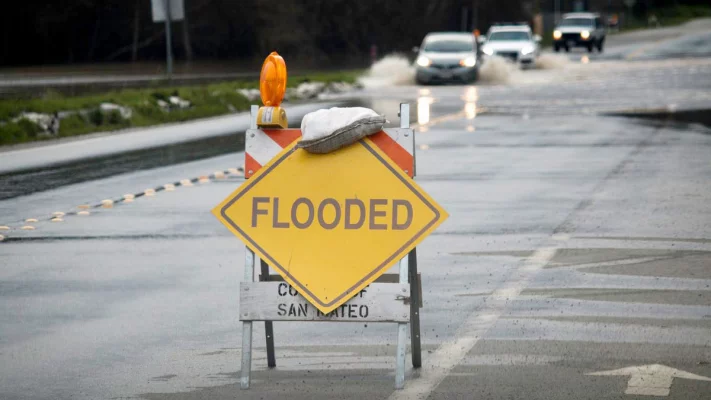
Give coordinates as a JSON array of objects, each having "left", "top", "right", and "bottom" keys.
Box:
[{"left": 0, "top": 70, "right": 360, "bottom": 145}]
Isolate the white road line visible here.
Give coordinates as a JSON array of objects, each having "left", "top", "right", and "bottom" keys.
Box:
[
  {"left": 549, "top": 256, "right": 667, "bottom": 271},
  {"left": 389, "top": 245, "right": 559, "bottom": 400}
]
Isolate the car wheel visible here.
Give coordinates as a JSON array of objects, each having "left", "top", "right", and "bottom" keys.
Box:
[
  {"left": 597, "top": 39, "right": 604, "bottom": 52},
  {"left": 565, "top": 46, "right": 570, "bottom": 53},
  {"left": 554, "top": 44, "right": 560, "bottom": 52},
  {"left": 587, "top": 43, "right": 594, "bottom": 53},
  {"left": 469, "top": 70, "right": 479, "bottom": 83}
]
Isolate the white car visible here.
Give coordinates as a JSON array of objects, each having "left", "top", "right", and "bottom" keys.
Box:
[{"left": 479, "top": 24, "right": 541, "bottom": 68}]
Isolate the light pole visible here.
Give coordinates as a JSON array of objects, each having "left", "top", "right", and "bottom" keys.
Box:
[{"left": 163, "top": 0, "right": 173, "bottom": 78}]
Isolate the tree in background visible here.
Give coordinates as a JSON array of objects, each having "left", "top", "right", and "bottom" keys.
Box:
[{"left": 14, "top": 0, "right": 707, "bottom": 67}]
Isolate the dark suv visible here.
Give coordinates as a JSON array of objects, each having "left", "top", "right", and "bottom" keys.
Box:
[{"left": 553, "top": 13, "right": 606, "bottom": 53}]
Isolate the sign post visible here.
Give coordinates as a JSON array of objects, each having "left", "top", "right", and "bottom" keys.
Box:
[
  {"left": 163, "top": 0, "right": 172, "bottom": 78},
  {"left": 150, "top": 0, "right": 184, "bottom": 78},
  {"left": 396, "top": 104, "right": 412, "bottom": 389}
]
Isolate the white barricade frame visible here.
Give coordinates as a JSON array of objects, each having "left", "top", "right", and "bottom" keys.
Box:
[{"left": 239, "top": 103, "right": 422, "bottom": 390}]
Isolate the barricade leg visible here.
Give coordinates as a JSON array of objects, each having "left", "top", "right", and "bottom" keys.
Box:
[
  {"left": 260, "top": 259, "right": 277, "bottom": 368},
  {"left": 408, "top": 248, "right": 422, "bottom": 368},
  {"left": 395, "top": 253, "right": 409, "bottom": 389},
  {"left": 241, "top": 248, "right": 255, "bottom": 389}
]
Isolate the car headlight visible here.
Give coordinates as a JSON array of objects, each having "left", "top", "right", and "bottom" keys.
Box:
[
  {"left": 416, "top": 56, "right": 431, "bottom": 67},
  {"left": 521, "top": 45, "right": 535, "bottom": 55},
  {"left": 482, "top": 47, "right": 493, "bottom": 56},
  {"left": 553, "top": 30, "right": 562, "bottom": 40},
  {"left": 459, "top": 57, "right": 477, "bottom": 67},
  {"left": 580, "top": 30, "right": 590, "bottom": 39}
]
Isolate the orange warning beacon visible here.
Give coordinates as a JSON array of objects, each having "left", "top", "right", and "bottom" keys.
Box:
[{"left": 257, "top": 52, "right": 288, "bottom": 128}]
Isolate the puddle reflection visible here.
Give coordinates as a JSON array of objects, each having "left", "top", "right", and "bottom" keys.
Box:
[
  {"left": 463, "top": 86, "right": 478, "bottom": 122},
  {"left": 465, "top": 103, "right": 477, "bottom": 120},
  {"left": 417, "top": 94, "right": 434, "bottom": 127},
  {"left": 415, "top": 86, "right": 478, "bottom": 133},
  {"left": 462, "top": 86, "right": 478, "bottom": 103}
]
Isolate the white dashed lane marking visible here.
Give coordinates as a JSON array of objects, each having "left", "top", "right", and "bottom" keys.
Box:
[{"left": 389, "top": 245, "right": 559, "bottom": 400}]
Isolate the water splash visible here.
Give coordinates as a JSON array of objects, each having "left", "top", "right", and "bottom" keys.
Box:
[
  {"left": 535, "top": 54, "right": 571, "bottom": 69},
  {"left": 479, "top": 56, "right": 520, "bottom": 85},
  {"left": 358, "top": 55, "right": 415, "bottom": 88}
]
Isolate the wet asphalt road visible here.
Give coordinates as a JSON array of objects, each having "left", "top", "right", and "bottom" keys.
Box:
[{"left": 1, "top": 24, "right": 711, "bottom": 400}]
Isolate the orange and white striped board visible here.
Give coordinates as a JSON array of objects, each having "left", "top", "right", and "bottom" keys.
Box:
[{"left": 245, "top": 128, "right": 415, "bottom": 179}]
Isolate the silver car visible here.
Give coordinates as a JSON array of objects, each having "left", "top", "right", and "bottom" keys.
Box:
[
  {"left": 479, "top": 24, "right": 541, "bottom": 68},
  {"left": 414, "top": 32, "right": 478, "bottom": 85}
]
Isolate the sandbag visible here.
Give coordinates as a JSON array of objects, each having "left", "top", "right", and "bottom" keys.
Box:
[{"left": 298, "top": 107, "right": 387, "bottom": 154}]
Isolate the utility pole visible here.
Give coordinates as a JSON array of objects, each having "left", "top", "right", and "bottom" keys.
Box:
[
  {"left": 151, "top": 0, "right": 183, "bottom": 77},
  {"left": 461, "top": 6, "right": 468, "bottom": 31},
  {"left": 471, "top": 0, "right": 478, "bottom": 31},
  {"left": 163, "top": 0, "right": 173, "bottom": 78}
]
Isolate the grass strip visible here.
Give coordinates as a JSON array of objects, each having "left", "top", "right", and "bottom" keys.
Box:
[{"left": 0, "top": 70, "right": 362, "bottom": 146}]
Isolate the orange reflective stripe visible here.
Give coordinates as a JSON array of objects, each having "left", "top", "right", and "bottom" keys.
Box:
[
  {"left": 369, "top": 131, "right": 414, "bottom": 177},
  {"left": 247, "top": 129, "right": 413, "bottom": 177},
  {"left": 263, "top": 129, "right": 302, "bottom": 148},
  {"left": 245, "top": 152, "right": 262, "bottom": 179}
]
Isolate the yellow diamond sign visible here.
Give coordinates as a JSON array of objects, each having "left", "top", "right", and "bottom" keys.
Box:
[{"left": 213, "top": 138, "right": 448, "bottom": 314}]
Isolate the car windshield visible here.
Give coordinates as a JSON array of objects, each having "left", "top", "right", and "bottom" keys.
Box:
[
  {"left": 559, "top": 18, "right": 594, "bottom": 27},
  {"left": 423, "top": 39, "right": 474, "bottom": 52},
  {"left": 488, "top": 31, "right": 531, "bottom": 41}
]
